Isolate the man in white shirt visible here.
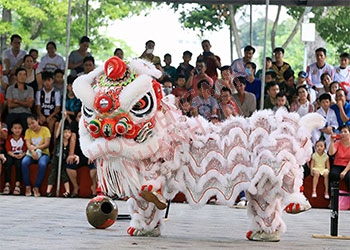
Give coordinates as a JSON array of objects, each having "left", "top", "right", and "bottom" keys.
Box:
[
  {"left": 2, "top": 34, "right": 27, "bottom": 85},
  {"left": 334, "top": 52, "right": 350, "bottom": 83}
]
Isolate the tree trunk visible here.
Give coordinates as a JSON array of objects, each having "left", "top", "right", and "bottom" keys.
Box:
[
  {"left": 1, "top": 8, "right": 11, "bottom": 55},
  {"left": 228, "top": 4, "right": 242, "bottom": 59},
  {"left": 271, "top": 5, "right": 281, "bottom": 52},
  {"left": 281, "top": 8, "right": 309, "bottom": 49}
]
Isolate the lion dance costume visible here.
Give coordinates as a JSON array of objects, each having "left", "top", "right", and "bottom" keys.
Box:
[{"left": 73, "top": 56, "right": 324, "bottom": 241}]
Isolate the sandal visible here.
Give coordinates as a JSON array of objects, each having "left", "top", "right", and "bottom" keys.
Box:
[
  {"left": 3, "top": 184, "right": 10, "bottom": 195},
  {"left": 63, "top": 192, "right": 70, "bottom": 198},
  {"left": 71, "top": 193, "right": 78, "bottom": 198},
  {"left": 13, "top": 185, "right": 21, "bottom": 195}
]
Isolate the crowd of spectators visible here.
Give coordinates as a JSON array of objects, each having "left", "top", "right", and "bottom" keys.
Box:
[{"left": 0, "top": 34, "right": 349, "bottom": 202}]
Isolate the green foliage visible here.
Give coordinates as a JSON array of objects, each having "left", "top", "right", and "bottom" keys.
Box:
[{"left": 0, "top": 0, "right": 154, "bottom": 62}]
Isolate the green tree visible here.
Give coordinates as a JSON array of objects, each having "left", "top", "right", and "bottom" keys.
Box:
[{"left": 0, "top": 0, "right": 154, "bottom": 61}]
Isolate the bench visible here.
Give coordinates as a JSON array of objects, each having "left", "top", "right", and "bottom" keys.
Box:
[{"left": 1, "top": 163, "right": 94, "bottom": 198}]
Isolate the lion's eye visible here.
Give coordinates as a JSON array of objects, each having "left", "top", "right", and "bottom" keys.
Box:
[{"left": 130, "top": 92, "right": 154, "bottom": 118}]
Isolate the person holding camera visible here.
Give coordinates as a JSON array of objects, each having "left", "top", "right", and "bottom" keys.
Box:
[
  {"left": 186, "top": 60, "right": 214, "bottom": 100},
  {"left": 197, "top": 40, "right": 221, "bottom": 83}
]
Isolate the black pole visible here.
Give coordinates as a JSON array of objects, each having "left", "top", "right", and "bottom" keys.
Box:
[
  {"left": 164, "top": 200, "right": 171, "bottom": 219},
  {"left": 330, "top": 181, "right": 339, "bottom": 236}
]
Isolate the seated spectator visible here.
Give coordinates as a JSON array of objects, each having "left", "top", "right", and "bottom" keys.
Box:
[
  {"left": 179, "top": 96, "right": 192, "bottom": 117},
  {"left": 66, "top": 111, "right": 97, "bottom": 198},
  {"left": 231, "top": 45, "right": 255, "bottom": 78},
  {"left": 23, "top": 54, "right": 39, "bottom": 93},
  {"left": 244, "top": 62, "right": 261, "bottom": 107},
  {"left": 176, "top": 50, "right": 194, "bottom": 82},
  {"left": 3, "top": 120, "right": 26, "bottom": 195},
  {"left": 333, "top": 52, "right": 350, "bottom": 84},
  {"left": 77, "top": 56, "right": 95, "bottom": 76},
  {"left": 310, "top": 140, "right": 330, "bottom": 199},
  {"left": 290, "top": 85, "right": 314, "bottom": 117},
  {"left": 46, "top": 119, "right": 78, "bottom": 198},
  {"left": 311, "top": 93, "right": 338, "bottom": 149},
  {"left": 331, "top": 89, "right": 350, "bottom": 128},
  {"left": 22, "top": 114, "right": 51, "bottom": 197},
  {"left": 113, "top": 48, "right": 124, "bottom": 60},
  {"left": 68, "top": 36, "right": 91, "bottom": 77},
  {"left": 172, "top": 74, "right": 189, "bottom": 99},
  {"left": 162, "top": 53, "right": 177, "bottom": 84},
  {"left": 273, "top": 92, "right": 289, "bottom": 112},
  {"left": 162, "top": 77, "right": 173, "bottom": 96},
  {"left": 0, "top": 120, "right": 8, "bottom": 193},
  {"left": 329, "top": 81, "right": 339, "bottom": 104},
  {"left": 5, "top": 67, "right": 34, "bottom": 132},
  {"left": 263, "top": 81, "right": 280, "bottom": 110},
  {"left": 29, "top": 49, "right": 39, "bottom": 70},
  {"left": 280, "top": 68, "right": 296, "bottom": 104},
  {"left": 214, "top": 65, "right": 234, "bottom": 99},
  {"left": 255, "top": 57, "right": 273, "bottom": 80},
  {"left": 53, "top": 69, "right": 65, "bottom": 96},
  {"left": 297, "top": 71, "right": 317, "bottom": 104},
  {"left": 329, "top": 125, "right": 350, "bottom": 191},
  {"left": 191, "top": 79, "right": 219, "bottom": 123},
  {"left": 64, "top": 76, "right": 81, "bottom": 130},
  {"left": 219, "top": 87, "right": 241, "bottom": 120},
  {"left": 232, "top": 76, "right": 256, "bottom": 117},
  {"left": 186, "top": 60, "right": 213, "bottom": 99},
  {"left": 35, "top": 71, "right": 61, "bottom": 135}
]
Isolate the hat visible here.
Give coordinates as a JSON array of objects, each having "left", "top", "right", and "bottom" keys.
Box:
[
  {"left": 298, "top": 71, "right": 308, "bottom": 79},
  {"left": 219, "top": 65, "right": 230, "bottom": 71}
]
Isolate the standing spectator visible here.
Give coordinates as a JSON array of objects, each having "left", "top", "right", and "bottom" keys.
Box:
[
  {"left": 333, "top": 52, "right": 350, "bottom": 84},
  {"left": 162, "top": 53, "right": 177, "bottom": 84},
  {"left": 2, "top": 34, "right": 27, "bottom": 85},
  {"left": 3, "top": 120, "right": 26, "bottom": 195},
  {"left": 232, "top": 76, "right": 256, "bottom": 117},
  {"left": 64, "top": 76, "right": 81, "bottom": 129},
  {"left": 289, "top": 85, "right": 314, "bottom": 117},
  {"left": 68, "top": 36, "right": 91, "bottom": 77},
  {"left": 191, "top": 79, "right": 219, "bottom": 123},
  {"left": 271, "top": 47, "right": 292, "bottom": 84},
  {"left": 23, "top": 54, "right": 39, "bottom": 93},
  {"left": 22, "top": 114, "right": 51, "bottom": 197},
  {"left": 66, "top": 111, "right": 97, "bottom": 198},
  {"left": 231, "top": 45, "right": 255, "bottom": 78},
  {"left": 176, "top": 50, "right": 194, "bottom": 82},
  {"left": 331, "top": 88, "right": 350, "bottom": 128},
  {"left": 113, "top": 48, "right": 124, "bottom": 60},
  {"left": 329, "top": 125, "right": 350, "bottom": 191},
  {"left": 213, "top": 65, "right": 234, "bottom": 99},
  {"left": 306, "top": 47, "right": 334, "bottom": 90},
  {"left": 46, "top": 120, "right": 78, "bottom": 198},
  {"left": 5, "top": 68, "right": 34, "bottom": 132},
  {"left": 139, "top": 40, "right": 161, "bottom": 66},
  {"left": 311, "top": 93, "right": 338, "bottom": 149},
  {"left": 37, "top": 41, "right": 65, "bottom": 88},
  {"left": 197, "top": 40, "right": 221, "bottom": 82},
  {"left": 310, "top": 140, "right": 330, "bottom": 199}
]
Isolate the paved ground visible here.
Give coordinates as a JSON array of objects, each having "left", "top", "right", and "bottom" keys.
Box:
[{"left": 0, "top": 195, "right": 349, "bottom": 250}]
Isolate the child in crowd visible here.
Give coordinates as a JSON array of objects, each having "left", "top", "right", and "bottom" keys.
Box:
[
  {"left": 46, "top": 118, "right": 79, "bottom": 198},
  {"left": 53, "top": 69, "right": 65, "bottom": 96},
  {"left": 219, "top": 87, "right": 241, "bottom": 120},
  {"left": 172, "top": 74, "right": 189, "bottom": 99},
  {"left": 329, "top": 81, "right": 339, "bottom": 104},
  {"left": 312, "top": 93, "right": 338, "bottom": 149},
  {"left": 2, "top": 120, "right": 26, "bottom": 195},
  {"left": 22, "top": 114, "right": 51, "bottom": 197},
  {"left": 310, "top": 140, "right": 330, "bottom": 199},
  {"left": 35, "top": 71, "right": 61, "bottom": 135},
  {"left": 273, "top": 92, "right": 289, "bottom": 112},
  {"left": 179, "top": 97, "right": 192, "bottom": 117}
]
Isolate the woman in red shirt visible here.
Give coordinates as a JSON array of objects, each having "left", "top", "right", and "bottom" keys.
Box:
[{"left": 329, "top": 125, "right": 350, "bottom": 190}]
